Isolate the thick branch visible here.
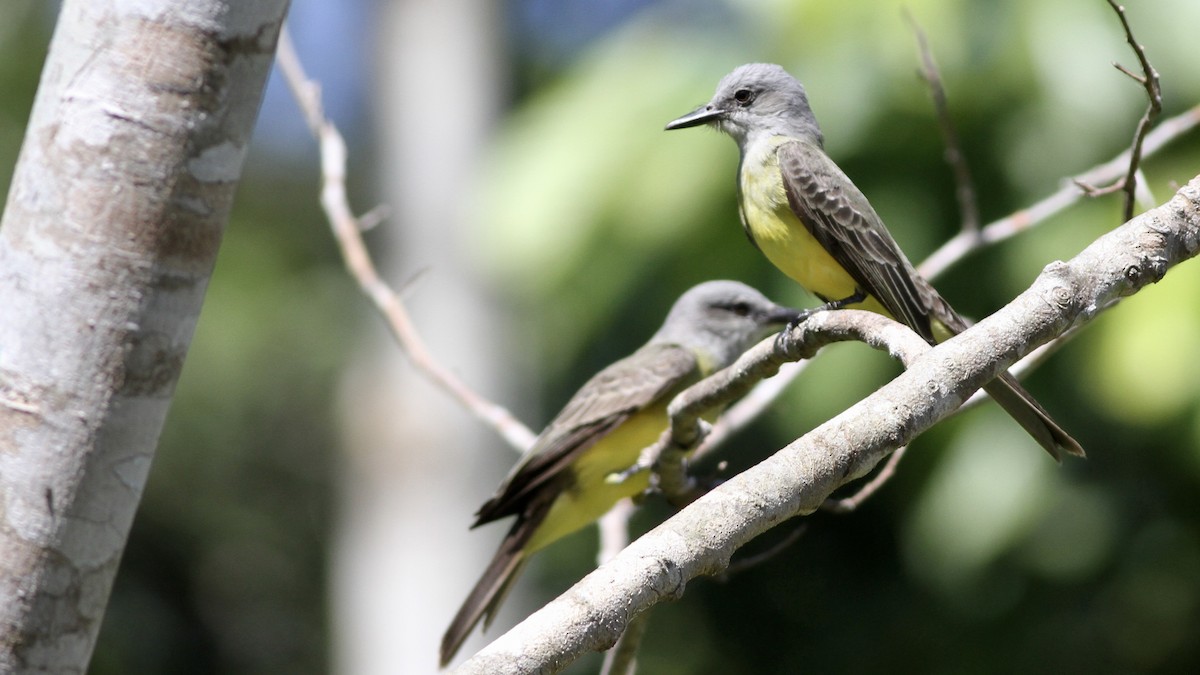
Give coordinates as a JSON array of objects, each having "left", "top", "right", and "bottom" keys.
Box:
[{"left": 453, "top": 176, "right": 1200, "bottom": 674}]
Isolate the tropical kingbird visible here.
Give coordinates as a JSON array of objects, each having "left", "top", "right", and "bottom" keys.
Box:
[
  {"left": 666, "top": 63, "right": 1082, "bottom": 460},
  {"left": 440, "top": 280, "right": 797, "bottom": 665}
]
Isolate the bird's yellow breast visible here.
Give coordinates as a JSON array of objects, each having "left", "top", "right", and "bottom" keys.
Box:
[
  {"left": 524, "top": 402, "right": 667, "bottom": 553},
  {"left": 739, "top": 138, "right": 864, "bottom": 304}
]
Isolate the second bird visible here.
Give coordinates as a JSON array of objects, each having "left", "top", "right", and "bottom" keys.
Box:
[
  {"left": 440, "top": 280, "right": 797, "bottom": 666},
  {"left": 666, "top": 63, "right": 1083, "bottom": 460}
]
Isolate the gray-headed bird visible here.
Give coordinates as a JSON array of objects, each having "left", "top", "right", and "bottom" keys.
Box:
[
  {"left": 440, "top": 280, "right": 798, "bottom": 665},
  {"left": 666, "top": 63, "right": 1082, "bottom": 460}
]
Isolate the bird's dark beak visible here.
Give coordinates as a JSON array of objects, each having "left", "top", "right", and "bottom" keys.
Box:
[
  {"left": 767, "top": 304, "right": 802, "bottom": 325},
  {"left": 665, "top": 104, "right": 724, "bottom": 130}
]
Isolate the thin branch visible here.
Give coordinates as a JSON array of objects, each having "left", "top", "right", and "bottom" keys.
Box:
[
  {"left": 918, "top": 102, "right": 1200, "bottom": 280},
  {"left": 644, "top": 311, "right": 930, "bottom": 506},
  {"left": 905, "top": 10, "right": 980, "bottom": 234},
  {"left": 822, "top": 446, "right": 909, "bottom": 513},
  {"left": 1110, "top": 0, "right": 1163, "bottom": 221},
  {"left": 597, "top": 499, "right": 636, "bottom": 566},
  {"left": 357, "top": 203, "right": 392, "bottom": 232},
  {"left": 692, "top": 362, "right": 808, "bottom": 461},
  {"left": 596, "top": 501, "right": 647, "bottom": 675},
  {"left": 275, "top": 28, "right": 537, "bottom": 452},
  {"left": 599, "top": 608, "right": 651, "bottom": 675},
  {"left": 1074, "top": 0, "right": 1163, "bottom": 222},
  {"left": 718, "top": 524, "right": 808, "bottom": 579},
  {"left": 1133, "top": 169, "right": 1157, "bottom": 211}
]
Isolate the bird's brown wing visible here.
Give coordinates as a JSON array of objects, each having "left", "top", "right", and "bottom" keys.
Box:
[
  {"left": 777, "top": 139, "right": 959, "bottom": 342},
  {"left": 442, "top": 343, "right": 700, "bottom": 665},
  {"left": 777, "top": 140, "right": 1081, "bottom": 459},
  {"left": 473, "top": 342, "right": 699, "bottom": 526}
]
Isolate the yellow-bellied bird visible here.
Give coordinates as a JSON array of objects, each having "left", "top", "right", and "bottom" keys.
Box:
[
  {"left": 666, "top": 64, "right": 1082, "bottom": 460},
  {"left": 440, "top": 280, "right": 798, "bottom": 665}
]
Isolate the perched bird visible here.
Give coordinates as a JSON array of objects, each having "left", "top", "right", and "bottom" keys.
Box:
[
  {"left": 666, "top": 63, "right": 1083, "bottom": 460},
  {"left": 440, "top": 280, "right": 798, "bottom": 665}
]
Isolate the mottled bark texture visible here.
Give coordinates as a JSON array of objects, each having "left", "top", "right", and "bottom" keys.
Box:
[{"left": 0, "top": 2, "right": 289, "bottom": 672}]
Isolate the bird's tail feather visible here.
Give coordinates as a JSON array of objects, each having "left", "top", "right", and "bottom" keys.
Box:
[
  {"left": 983, "top": 372, "right": 1085, "bottom": 461},
  {"left": 439, "top": 520, "right": 535, "bottom": 667}
]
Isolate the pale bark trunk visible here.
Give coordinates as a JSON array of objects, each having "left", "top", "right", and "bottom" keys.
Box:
[{"left": 0, "top": 1, "right": 289, "bottom": 671}]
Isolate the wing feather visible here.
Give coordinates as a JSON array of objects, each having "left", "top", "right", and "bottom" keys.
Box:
[
  {"left": 778, "top": 140, "right": 946, "bottom": 342},
  {"left": 473, "top": 343, "right": 698, "bottom": 526},
  {"left": 773, "top": 140, "right": 1078, "bottom": 459}
]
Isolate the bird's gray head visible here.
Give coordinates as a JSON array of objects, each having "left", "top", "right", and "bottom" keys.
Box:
[
  {"left": 653, "top": 280, "right": 797, "bottom": 372},
  {"left": 665, "top": 63, "right": 823, "bottom": 147}
]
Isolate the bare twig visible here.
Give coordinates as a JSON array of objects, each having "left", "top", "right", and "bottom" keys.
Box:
[
  {"left": 822, "top": 446, "right": 909, "bottom": 513},
  {"left": 275, "top": 28, "right": 536, "bottom": 452},
  {"left": 719, "top": 524, "right": 808, "bottom": 579},
  {"left": 356, "top": 203, "right": 392, "bottom": 232},
  {"left": 596, "top": 502, "right": 646, "bottom": 675},
  {"left": 905, "top": 10, "right": 980, "bottom": 234},
  {"left": 597, "top": 499, "right": 636, "bottom": 566},
  {"left": 1133, "top": 169, "right": 1157, "bottom": 211},
  {"left": 697, "top": 362, "right": 805, "bottom": 451},
  {"left": 599, "top": 608, "right": 651, "bottom": 675},
  {"left": 918, "top": 103, "right": 1200, "bottom": 280},
  {"left": 1074, "top": 0, "right": 1163, "bottom": 222},
  {"left": 1109, "top": 0, "right": 1164, "bottom": 221}
]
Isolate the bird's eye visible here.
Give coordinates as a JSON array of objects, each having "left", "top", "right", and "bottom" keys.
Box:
[
  {"left": 729, "top": 301, "right": 752, "bottom": 317},
  {"left": 733, "top": 88, "right": 755, "bottom": 105}
]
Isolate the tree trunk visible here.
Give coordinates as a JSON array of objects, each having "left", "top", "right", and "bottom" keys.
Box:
[{"left": 0, "top": 1, "right": 289, "bottom": 671}]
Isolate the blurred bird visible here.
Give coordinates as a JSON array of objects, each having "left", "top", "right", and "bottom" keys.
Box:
[{"left": 440, "top": 280, "right": 797, "bottom": 666}]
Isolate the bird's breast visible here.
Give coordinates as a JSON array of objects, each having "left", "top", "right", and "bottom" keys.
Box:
[
  {"left": 738, "top": 140, "right": 860, "bottom": 302},
  {"left": 524, "top": 403, "right": 666, "bottom": 553}
]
